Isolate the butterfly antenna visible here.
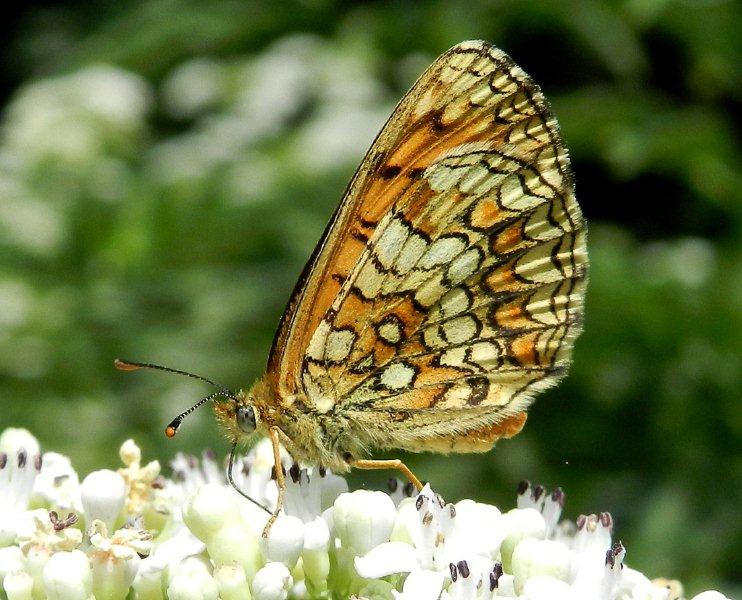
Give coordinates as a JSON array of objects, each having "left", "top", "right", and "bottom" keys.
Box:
[
  {"left": 114, "top": 358, "right": 237, "bottom": 438},
  {"left": 228, "top": 441, "right": 272, "bottom": 514}
]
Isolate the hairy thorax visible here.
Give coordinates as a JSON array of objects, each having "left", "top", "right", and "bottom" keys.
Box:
[{"left": 213, "top": 376, "right": 367, "bottom": 472}]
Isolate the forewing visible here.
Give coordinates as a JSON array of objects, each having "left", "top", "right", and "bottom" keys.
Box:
[{"left": 268, "top": 41, "right": 587, "bottom": 448}]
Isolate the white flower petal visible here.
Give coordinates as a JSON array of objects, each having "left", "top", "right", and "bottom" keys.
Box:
[
  {"left": 3, "top": 570, "right": 34, "bottom": 600},
  {"left": 333, "top": 490, "right": 396, "bottom": 555},
  {"left": 80, "top": 469, "right": 126, "bottom": 532},
  {"left": 442, "top": 499, "right": 504, "bottom": 564},
  {"left": 303, "top": 516, "right": 330, "bottom": 551},
  {"left": 690, "top": 592, "right": 731, "bottom": 600},
  {"left": 261, "top": 515, "right": 304, "bottom": 568},
  {"left": 167, "top": 557, "right": 218, "bottom": 600},
  {"left": 355, "top": 541, "right": 420, "bottom": 579},
  {"left": 213, "top": 564, "right": 250, "bottom": 600},
  {"left": 500, "top": 508, "right": 546, "bottom": 572},
  {"left": 511, "top": 538, "right": 571, "bottom": 593},
  {"left": 42, "top": 549, "right": 93, "bottom": 600},
  {"left": 522, "top": 575, "right": 572, "bottom": 600},
  {"left": 252, "top": 562, "right": 292, "bottom": 600},
  {"left": 32, "top": 452, "right": 82, "bottom": 513},
  {"left": 395, "top": 569, "right": 444, "bottom": 600},
  {"left": 0, "top": 429, "right": 40, "bottom": 459}
]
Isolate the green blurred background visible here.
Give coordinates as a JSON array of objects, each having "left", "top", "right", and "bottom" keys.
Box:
[{"left": 0, "top": 0, "right": 739, "bottom": 595}]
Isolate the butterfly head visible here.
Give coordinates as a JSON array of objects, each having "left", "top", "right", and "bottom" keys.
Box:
[{"left": 211, "top": 388, "right": 265, "bottom": 444}]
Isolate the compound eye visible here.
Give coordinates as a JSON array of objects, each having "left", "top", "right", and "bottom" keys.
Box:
[{"left": 236, "top": 405, "right": 256, "bottom": 434}]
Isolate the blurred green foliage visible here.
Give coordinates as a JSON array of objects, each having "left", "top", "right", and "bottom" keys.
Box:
[{"left": 0, "top": 0, "right": 739, "bottom": 595}]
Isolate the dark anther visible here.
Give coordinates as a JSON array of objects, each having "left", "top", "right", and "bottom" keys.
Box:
[
  {"left": 289, "top": 463, "right": 301, "bottom": 484},
  {"left": 35, "top": 455, "right": 42, "bottom": 471},
  {"left": 605, "top": 548, "right": 615, "bottom": 567},
  {"left": 517, "top": 480, "right": 530, "bottom": 495},
  {"left": 422, "top": 511, "right": 433, "bottom": 526},
  {"left": 449, "top": 562, "right": 458, "bottom": 582},
  {"left": 318, "top": 466, "right": 327, "bottom": 478},
  {"left": 533, "top": 484, "right": 545, "bottom": 502},
  {"left": 204, "top": 449, "right": 216, "bottom": 460},
  {"left": 457, "top": 560, "right": 470, "bottom": 578},
  {"left": 17, "top": 449, "right": 27, "bottom": 468},
  {"left": 448, "top": 504, "right": 456, "bottom": 518},
  {"left": 551, "top": 487, "right": 565, "bottom": 507},
  {"left": 0, "top": 453, "right": 6, "bottom": 469},
  {"left": 151, "top": 476, "right": 165, "bottom": 490},
  {"left": 415, "top": 495, "right": 424, "bottom": 511},
  {"left": 49, "top": 511, "right": 78, "bottom": 531},
  {"left": 600, "top": 512, "right": 613, "bottom": 529},
  {"left": 434, "top": 493, "right": 445, "bottom": 508},
  {"left": 403, "top": 481, "right": 415, "bottom": 497},
  {"left": 490, "top": 563, "right": 503, "bottom": 590},
  {"left": 186, "top": 455, "right": 197, "bottom": 468},
  {"left": 387, "top": 478, "right": 399, "bottom": 493},
  {"left": 607, "top": 541, "right": 625, "bottom": 567},
  {"left": 576, "top": 514, "right": 586, "bottom": 530}
]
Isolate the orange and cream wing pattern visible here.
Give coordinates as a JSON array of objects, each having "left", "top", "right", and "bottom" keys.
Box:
[{"left": 268, "top": 40, "right": 587, "bottom": 450}]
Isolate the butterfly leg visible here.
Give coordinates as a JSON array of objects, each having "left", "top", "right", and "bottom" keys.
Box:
[
  {"left": 262, "top": 426, "right": 286, "bottom": 538},
  {"left": 350, "top": 458, "right": 423, "bottom": 491}
]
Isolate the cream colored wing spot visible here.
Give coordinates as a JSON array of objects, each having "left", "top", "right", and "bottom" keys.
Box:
[
  {"left": 446, "top": 246, "right": 483, "bottom": 285},
  {"left": 305, "top": 320, "right": 331, "bottom": 362},
  {"left": 437, "top": 286, "right": 473, "bottom": 319},
  {"left": 441, "top": 314, "right": 481, "bottom": 345},
  {"left": 376, "top": 315, "right": 404, "bottom": 345},
  {"left": 418, "top": 235, "right": 468, "bottom": 270},
  {"left": 467, "top": 341, "right": 502, "bottom": 369},
  {"left": 354, "top": 259, "right": 385, "bottom": 299},
  {"left": 379, "top": 362, "right": 416, "bottom": 391},
  {"left": 395, "top": 232, "right": 429, "bottom": 275},
  {"left": 325, "top": 328, "right": 356, "bottom": 363},
  {"left": 375, "top": 217, "right": 411, "bottom": 270}
]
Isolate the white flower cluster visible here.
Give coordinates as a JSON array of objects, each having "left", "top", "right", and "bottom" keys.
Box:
[{"left": 0, "top": 427, "right": 731, "bottom": 600}]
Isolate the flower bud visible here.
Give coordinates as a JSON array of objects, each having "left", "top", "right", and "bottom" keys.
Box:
[
  {"left": 500, "top": 508, "right": 546, "bottom": 572},
  {"left": 0, "top": 546, "right": 24, "bottom": 584},
  {"left": 181, "top": 484, "right": 240, "bottom": 541},
  {"left": 521, "top": 575, "right": 572, "bottom": 600},
  {"left": 166, "top": 557, "right": 218, "bottom": 600},
  {"left": 42, "top": 550, "right": 93, "bottom": 600},
  {"left": 131, "top": 561, "right": 164, "bottom": 600},
  {"left": 511, "top": 538, "right": 571, "bottom": 593},
  {"left": 0, "top": 429, "right": 40, "bottom": 459},
  {"left": 261, "top": 515, "right": 303, "bottom": 568},
  {"left": 214, "top": 564, "right": 251, "bottom": 600},
  {"left": 3, "top": 570, "right": 34, "bottom": 600},
  {"left": 80, "top": 470, "right": 126, "bottom": 531},
  {"left": 333, "top": 490, "right": 396, "bottom": 555},
  {"left": 182, "top": 484, "right": 262, "bottom": 580},
  {"left": 251, "top": 562, "right": 292, "bottom": 600}
]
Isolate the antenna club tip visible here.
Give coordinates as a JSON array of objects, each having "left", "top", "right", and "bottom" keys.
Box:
[
  {"left": 165, "top": 426, "right": 177, "bottom": 438},
  {"left": 114, "top": 359, "right": 141, "bottom": 372}
]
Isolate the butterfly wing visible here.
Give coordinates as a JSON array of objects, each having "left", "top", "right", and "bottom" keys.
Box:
[{"left": 268, "top": 41, "right": 586, "bottom": 452}]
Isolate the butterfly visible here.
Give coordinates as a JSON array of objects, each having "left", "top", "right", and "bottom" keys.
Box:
[{"left": 117, "top": 40, "right": 587, "bottom": 536}]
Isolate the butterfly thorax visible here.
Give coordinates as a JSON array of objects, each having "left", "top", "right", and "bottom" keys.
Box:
[{"left": 213, "top": 376, "right": 366, "bottom": 472}]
